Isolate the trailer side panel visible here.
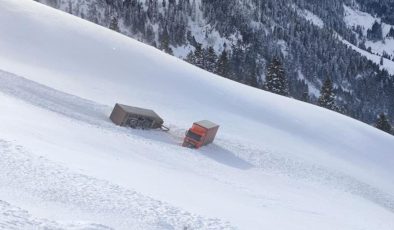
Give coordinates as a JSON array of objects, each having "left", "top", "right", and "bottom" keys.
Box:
[
  {"left": 110, "top": 104, "right": 127, "bottom": 126},
  {"left": 204, "top": 126, "right": 219, "bottom": 145}
]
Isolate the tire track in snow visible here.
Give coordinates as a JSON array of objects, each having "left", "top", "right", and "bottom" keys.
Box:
[
  {"left": 0, "top": 70, "right": 183, "bottom": 149},
  {"left": 0, "top": 70, "right": 112, "bottom": 129},
  {"left": 0, "top": 140, "right": 234, "bottom": 230}
]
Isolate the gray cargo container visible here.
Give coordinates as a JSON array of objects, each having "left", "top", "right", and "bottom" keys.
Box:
[{"left": 110, "top": 103, "right": 164, "bottom": 129}]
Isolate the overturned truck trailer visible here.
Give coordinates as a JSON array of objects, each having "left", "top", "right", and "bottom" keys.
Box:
[{"left": 110, "top": 103, "right": 164, "bottom": 130}]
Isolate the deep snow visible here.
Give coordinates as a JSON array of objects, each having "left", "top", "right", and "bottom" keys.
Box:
[{"left": 0, "top": 0, "right": 393, "bottom": 229}]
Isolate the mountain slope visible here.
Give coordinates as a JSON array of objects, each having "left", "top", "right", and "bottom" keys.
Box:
[
  {"left": 36, "top": 0, "right": 394, "bottom": 124},
  {"left": 0, "top": 0, "right": 393, "bottom": 229}
]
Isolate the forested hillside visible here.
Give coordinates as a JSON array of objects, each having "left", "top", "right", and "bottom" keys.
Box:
[
  {"left": 38, "top": 0, "right": 394, "bottom": 127},
  {"left": 355, "top": 0, "right": 394, "bottom": 24}
]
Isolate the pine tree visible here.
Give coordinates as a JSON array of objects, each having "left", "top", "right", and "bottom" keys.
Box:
[
  {"left": 215, "top": 49, "right": 230, "bottom": 78},
  {"left": 375, "top": 113, "right": 392, "bottom": 134},
  {"left": 387, "top": 27, "right": 394, "bottom": 38},
  {"left": 246, "top": 62, "right": 259, "bottom": 88},
  {"left": 109, "top": 17, "right": 120, "bottom": 32},
  {"left": 318, "top": 78, "right": 336, "bottom": 110},
  {"left": 159, "top": 28, "right": 173, "bottom": 54},
  {"left": 301, "top": 91, "right": 309, "bottom": 102},
  {"left": 145, "top": 25, "right": 156, "bottom": 45},
  {"left": 367, "top": 21, "right": 383, "bottom": 41},
  {"left": 67, "top": 1, "right": 73, "bottom": 14},
  {"left": 204, "top": 46, "right": 217, "bottom": 72},
  {"left": 185, "top": 50, "right": 195, "bottom": 64},
  {"left": 264, "top": 57, "right": 288, "bottom": 96},
  {"left": 359, "top": 40, "right": 366, "bottom": 50},
  {"left": 193, "top": 43, "right": 204, "bottom": 68}
]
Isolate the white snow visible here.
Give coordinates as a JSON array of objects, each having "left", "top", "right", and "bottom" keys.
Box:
[
  {"left": 300, "top": 9, "right": 324, "bottom": 28},
  {"left": 339, "top": 35, "right": 394, "bottom": 74},
  {"left": 343, "top": 5, "right": 394, "bottom": 62},
  {"left": 164, "top": 0, "right": 235, "bottom": 58},
  {"left": 0, "top": 0, "right": 394, "bottom": 229},
  {"left": 297, "top": 70, "right": 321, "bottom": 97},
  {"left": 293, "top": 5, "right": 324, "bottom": 29},
  {"left": 344, "top": 5, "right": 378, "bottom": 36},
  {"left": 277, "top": 40, "right": 289, "bottom": 57},
  {"left": 172, "top": 44, "right": 195, "bottom": 59}
]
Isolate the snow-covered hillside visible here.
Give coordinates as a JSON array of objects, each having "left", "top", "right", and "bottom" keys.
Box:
[
  {"left": 344, "top": 4, "right": 394, "bottom": 54},
  {"left": 0, "top": 1, "right": 393, "bottom": 229},
  {"left": 343, "top": 4, "right": 394, "bottom": 74}
]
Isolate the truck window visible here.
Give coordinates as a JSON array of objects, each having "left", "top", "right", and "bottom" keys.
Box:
[{"left": 186, "top": 130, "right": 202, "bottom": 141}]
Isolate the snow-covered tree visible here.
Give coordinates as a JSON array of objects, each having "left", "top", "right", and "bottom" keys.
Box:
[
  {"left": 109, "top": 16, "right": 120, "bottom": 32},
  {"left": 193, "top": 44, "right": 204, "bottom": 68},
  {"left": 318, "top": 78, "right": 336, "bottom": 111},
  {"left": 159, "top": 28, "right": 173, "bottom": 54},
  {"left": 375, "top": 113, "right": 392, "bottom": 134},
  {"left": 367, "top": 21, "right": 383, "bottom": 41},
  {"left": 185, "top": 50, "right": 195, "bottom": 64},
  {"left": 387, "top": 27, "right": 394, "bottom": 38},
  {"left": 185, "top": 44, "right": 213, "bottom": 71},
  {"left": 204, "top": 46, "right": 217, "bottom": 72},
  {"left": 301, "top": 91, "right": 309, "bottom": 102},
  {"left": 264, "top": 57, "right": 288, "bottom": 96},
  {"left": 215, "top": 49, "right": 230, "bottom": 78}
]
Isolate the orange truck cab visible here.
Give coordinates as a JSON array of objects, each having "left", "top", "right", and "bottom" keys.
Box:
[{"left": 183, "top": 120, "right": 219, "bottom": 148}]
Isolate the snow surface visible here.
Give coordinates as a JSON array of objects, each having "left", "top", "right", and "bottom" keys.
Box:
[
  {"left": 344, "top": 5, "right": 380, "bottom": 36},
  {"left": 0, "top": 0, "right": 394, "bottom": 229},
  {"left": 297, "top": 71, "right": 320, "bottom": 98},
  {"left": 343, "top": 5, "right": 394, "bottom": 38},
  {"left": 299, "top": 9, "right": 324, "bottom": 29},
  {"left": 343, "top": 4, "right": 394, "bottom": 73},
  {"left": 339, "top": 35, "right": 394, "bottom": 74},
  {"left": 292, "top": 4, "right": 324, "bottom": 29}
]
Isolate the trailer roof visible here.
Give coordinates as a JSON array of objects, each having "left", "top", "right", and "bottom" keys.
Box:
[
  {"left": 117, "top": 104, "right": 163, "bottom": 121},
  {"left": 195, "top": 120, "right": 219, "bottom": 129}
]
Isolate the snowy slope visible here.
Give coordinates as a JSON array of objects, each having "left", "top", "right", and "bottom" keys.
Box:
[
  {"left": 0, "top": 0, "right": 394, "bottom": 229},
  {"left": 339, "top": 35, "right": 394, "bottom": 74},
  {"left": 343, "top": 5, "right": 394, "bottom": 74},
  {"left": 294, "top": 6, "right": 324, "bottom": 29}
]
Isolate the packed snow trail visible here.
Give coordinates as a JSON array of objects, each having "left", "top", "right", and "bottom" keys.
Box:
[{"left": 0, "top": 70, "right": 112, "bottom": 129}]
